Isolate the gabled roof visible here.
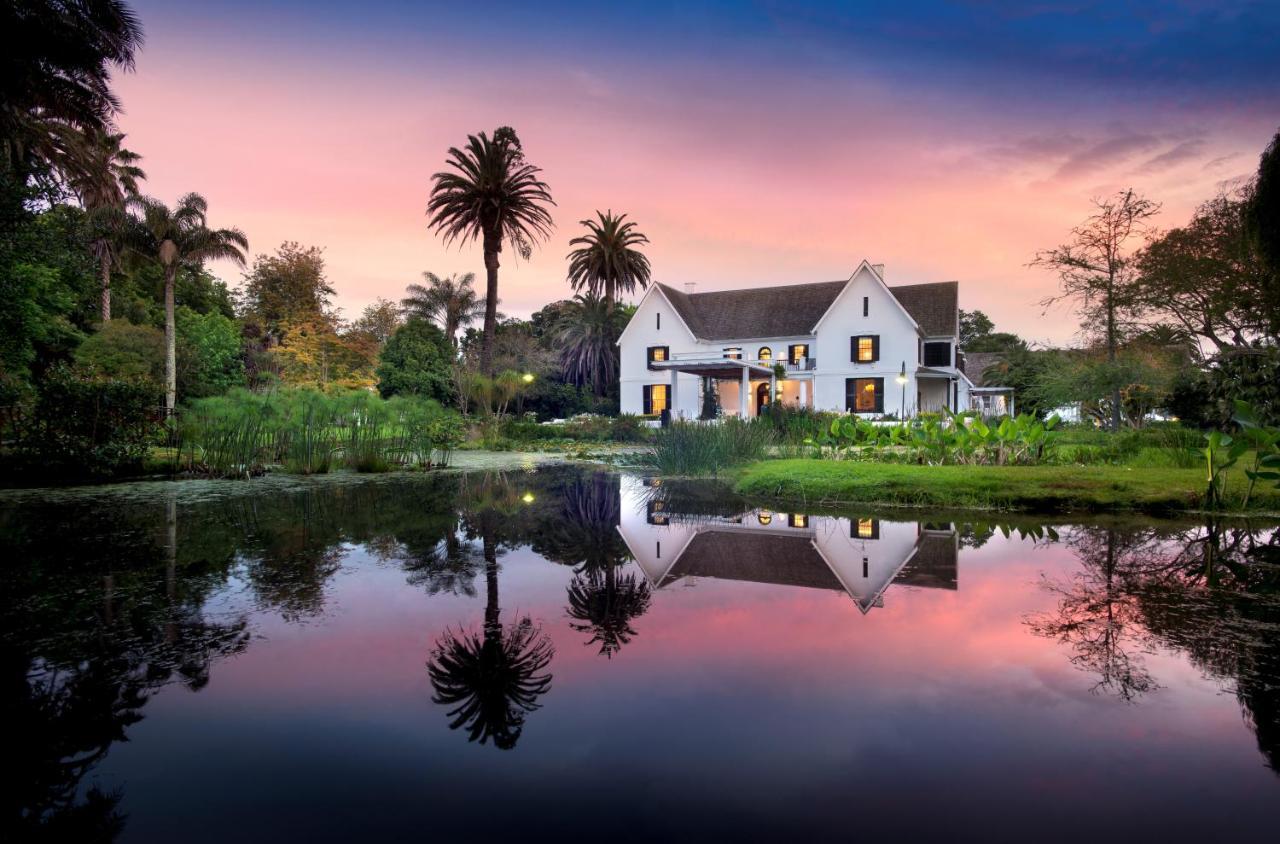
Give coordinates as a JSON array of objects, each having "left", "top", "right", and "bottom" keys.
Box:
[
  {"left": 655, "top": 278, "right": 959, "bottom": 341},
  {"left": 962, "top": 352, "right": 1008, "bottom": 388}
]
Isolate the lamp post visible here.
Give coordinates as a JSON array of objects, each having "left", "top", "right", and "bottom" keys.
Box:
[{"left": 896, "top": 361, "right": 908, "bottom": 419}]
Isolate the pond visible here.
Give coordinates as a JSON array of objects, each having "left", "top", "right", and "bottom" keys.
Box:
[{"left": 4, "top": 466, "right": 1279, "bottom": 841}]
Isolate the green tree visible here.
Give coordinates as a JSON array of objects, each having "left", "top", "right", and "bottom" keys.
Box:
[
  {"left": 427, "top": 127, "right": 554, "bottom": 374},
  {"left": 176, "top": 307, "right": 244, "bottom": 398},
  {"left": 1250, "top": 128, "right": 1280, "bottom": 279},
  {"left": 73, "top": 318, "right": 162, "bottom": 382},
  {"left": 124, "top": 193, "right": 248, "bottom": 412},
  {"left": 1033, "top": 189, "right": 1160, "bottom": 430},
  {"left": 238, "top": 241, "right": 334, "bottom": 343},
  {"left": 401, "top": 271, "right": 484, "bottom": 349},
  {"left": 350, "top": 297, "right": 402, "bottom": 347},
  {"left": 566, "top": 210, "right": 651, "bottom": 310},
  {"left": 376, "top": 319, "right": 454, "bottom": 402}
]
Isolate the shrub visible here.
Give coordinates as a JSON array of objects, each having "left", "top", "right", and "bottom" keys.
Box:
[
  {"left": 14, "top": 365, "right": 163, "bottom": 478},
  {"left": 375, "top": 319, "right": 454, "bottom": 402},
  {"left": 73, "top": 319, "right": 164, "bottom": 382},
  {"left": 646, "top": 417, "right": 775, "bottom": 475}
]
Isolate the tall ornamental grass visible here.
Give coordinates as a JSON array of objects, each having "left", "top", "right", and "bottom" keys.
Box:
[{"left": 646, "top": 417, "right": 775, "bottom": 476}]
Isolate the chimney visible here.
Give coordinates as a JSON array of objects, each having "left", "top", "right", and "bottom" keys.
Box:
[
  {"left": 685, "top": 282, "right": 696, "bottom": 294},
  {"left": 872, "top": 263, "right": 885, "bottom": 280}
]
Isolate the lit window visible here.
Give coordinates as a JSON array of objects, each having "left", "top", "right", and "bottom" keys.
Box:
[
  {"left": 848, "top": 378, "right": 880, "bottom": 412},
  {"left": 789, "top": 513, "right": 808, "bottom": 528},
  {"left": 758, "top": 511, "right": 773, "bottom": 525},
  {"left": 857, "top": 519, "right": 874, "bottom": 538},
  {"left": 858, "top": 337, "right": 874, "bottom": 361},
  {"left": 853, "top": 519, "right": 880, "bottom": 539},
  {"left": 758, "top": 346, "right": 772, "bottom": 362},
  {"left": 644, "top": 384, "right": 668, "bottom": 415},
  {"left": 724, "top": 347, "right": 742, "bottom": 360},
  {"left": 789, "top": 344, "right": 808, "bottom": 364},
  {"left": 651, "top": 347, "right": 667, "bottom": 361},
  {"left": 852, "top": 335, "right": 878, "bottom": 363}
]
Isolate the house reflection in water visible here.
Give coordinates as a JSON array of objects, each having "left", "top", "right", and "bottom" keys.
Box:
[{"left": 616, "top": 477, "right": 957, "bottom": 613}]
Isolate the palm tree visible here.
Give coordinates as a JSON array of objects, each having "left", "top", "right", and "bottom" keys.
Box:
[
  {"left": 1, "top": 0, "right": 143, "bottom": 175},
  {"left": 427, "top": 127, "right": 554, "bottom": 373},
  {"left": 401, "top": 271, "right": 486, "bottom": 349},
  {"left": 567, "top": 565, "right": 651, "bottom": 659},
  {"left": 125, "top": 193, "right": 247, "bottom": 412},
  {"left": 61, "top": 128, "right": 144, "bottom": 321},
  {"left": 556, "top": 294, "right": 622, "bottom": 396},
  {"left": 566, "top": 210, "right": 651, "bottom": 310},
  {"left": 427, "top": 503, "right": 554, "bottom": 750}
]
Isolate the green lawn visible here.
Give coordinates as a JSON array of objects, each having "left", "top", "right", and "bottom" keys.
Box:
[{"left": 732, "top": 459, "right": 1280, "bottom": 514}]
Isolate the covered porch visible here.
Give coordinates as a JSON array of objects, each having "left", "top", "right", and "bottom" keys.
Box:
[
  {"left": 648, "top": 357, "right": 810, "bottom": 419},
  {"left": 915, "top": 367, "right": 960, "bottom": 415}
]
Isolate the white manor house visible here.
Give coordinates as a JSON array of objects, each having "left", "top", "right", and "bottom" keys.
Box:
[{"left": 618, "top": 260, "right": 1012, "bottom": 419}]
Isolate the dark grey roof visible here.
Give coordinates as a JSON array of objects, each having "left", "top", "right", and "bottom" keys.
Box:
[
  {"left": 656, "top": 278, "right": 958, "bottom": 341},
  {"left": 963, "top": 352, "right": 1008, "bottom": 388},
  {"left": 893, "top": 533, "right": 958, "bottom": 590},
  {"left": 662, "top": 531, "right": 844, "bottom": 591}
]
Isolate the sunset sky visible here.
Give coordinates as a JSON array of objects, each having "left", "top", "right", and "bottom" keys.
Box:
[{"left": 113, "top": 1, "right": 1280, "bottom": 345}]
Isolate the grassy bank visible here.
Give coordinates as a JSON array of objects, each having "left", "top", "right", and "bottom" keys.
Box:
[{"left": 732, "top": 459, "right": 1280, "bottom": 514}]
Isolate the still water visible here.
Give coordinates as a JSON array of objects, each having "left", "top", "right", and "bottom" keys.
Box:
[{"left": 4, "top": 466, "right": 1279, "bottom": 841}]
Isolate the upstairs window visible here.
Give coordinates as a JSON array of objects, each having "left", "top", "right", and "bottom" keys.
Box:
[
  {"left": 923, "top": 341, "right": 952, "bottom": 367},
  {"left": 723, "top": 347, "right": 742, "bottom": 360},
  {"left": 643, "top": 384, "right": 668, "bottom": 415},
  {"left": 758, "top": 346, "right": 772, "bottom": 362},
  {"left": 789, "top": 513, "right": 808, "bottom": 529},
  {"left": 853, "top": 518, "right": 880, "bottom": 540},
  {"left": 647, "top": 346, "right": 669, "bottom": 369},
  {"left": 789, "top": 344, "right": 809, "bottom": 364},
  {"left": 846, "top": 378, "right": 884, "bottom": 413},
  {"left": 851, "top": 335, "right": 880, "bottom": 363}
]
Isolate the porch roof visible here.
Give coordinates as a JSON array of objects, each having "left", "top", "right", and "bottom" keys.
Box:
[
  {"left": 648, "top": 360, "right": 776, "bottom": 380},
  {"left": 915, "top": 366, "right": 956, "bottom": 378}
]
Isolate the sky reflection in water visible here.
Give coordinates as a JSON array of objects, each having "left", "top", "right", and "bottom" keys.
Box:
[{"left": 3, "top": 467, "right": 1279, "bottom": 842}]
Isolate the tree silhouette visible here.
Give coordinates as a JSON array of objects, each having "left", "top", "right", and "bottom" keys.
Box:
[{"left": 566, "top": 564, "right": 650, "bottom": 659}]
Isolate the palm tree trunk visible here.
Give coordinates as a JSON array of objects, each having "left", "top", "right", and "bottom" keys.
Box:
[
  {"left": 605, "top": 278, "right": 615, "bottom": 312},
  {"left": 164, "top": 264, "right": 177, "bottom": 413},
  {"left": 483, "top": 533, "right": 500, "bottom": 636},
  {"left": 482, "top": 231, "right": 500, "bottom": 375},
  {"left": 99, "top": 247, "right": 112, "bottom": 322}
]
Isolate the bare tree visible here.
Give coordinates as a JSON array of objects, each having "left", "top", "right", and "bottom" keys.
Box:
[{"left": 1033, "top": 189, "right": 1160, "bottom": 431}]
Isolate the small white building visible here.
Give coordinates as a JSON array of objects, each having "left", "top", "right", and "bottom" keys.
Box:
[{"left": 618, "top": 260, "right": 971, "bottom": 418}]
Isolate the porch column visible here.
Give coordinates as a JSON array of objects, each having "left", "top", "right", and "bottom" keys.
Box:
[
  {"left": 770, "top": 371, "right": 777, "bottom": 407},
  {"left": 740, "top": 366, "right": 749, "bottom": 417},
  {"left": 799, "top": 379, "right": 808, "bottom": 408},
  {"left": 669, "top": 369, "right": 679, "bottom": 419}
]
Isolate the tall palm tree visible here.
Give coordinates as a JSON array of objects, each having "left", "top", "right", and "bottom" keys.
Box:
[
  {"left": 125, "top": 193, "right": 247, "bottom": 412},
  {"left": 427, "top": 127, "right": 554, "bottom": 373},
  {"left": 566, "top": 210, "right": 651, "bottom": 310},
  {"left": 401, "top": 271, "right": 486, "bottom": 349},
  {"left": 567, "top": 565, "right": 651, "bottom": 659},
  {"left": 1, "top": 0, "right": 143, "bottom": 174},
  {"left": 61, "top": 128, "right": 144, "bottom": 321},
  {"left": 556, "top": 294, "right": 622, "bottom": 396},
  {"left": 427, "top": 500, "right": 554, "bottom": 750}
]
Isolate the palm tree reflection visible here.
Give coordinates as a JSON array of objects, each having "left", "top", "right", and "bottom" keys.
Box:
[
  {"left": 566, "top": 564, "right": 651, "bottom": 659},
  {"left": 427, "top": 475, "right": 554, "bottom": 749}
]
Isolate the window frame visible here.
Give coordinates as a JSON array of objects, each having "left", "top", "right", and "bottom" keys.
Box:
[
  {"left": 845, "top": 377, "right": 885, "bottom": 413},
  {"left": 852, "top": 518, "right": 880, "bottom": 540},
  {"left": 643, "top": 383, "right": 669, "bottom": 415},
  {"left": 646, "top": 345, "right": 670, "bottom": 369},
  {"left": 923, "top": 341, "right": 952, "bottom": 367},
  {"left": 851, "top": 334, "right": 880, "bottom": 363},
  {"left": 789, "top": 344, "right": 809, "bottom": 365},
  {"left": 757, "top": 346, "right": 772, "bottom": 362}
]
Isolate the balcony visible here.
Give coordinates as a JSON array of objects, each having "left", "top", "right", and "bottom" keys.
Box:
[{"left": 664, "top": 352, "right": 817, "bottom": 373}]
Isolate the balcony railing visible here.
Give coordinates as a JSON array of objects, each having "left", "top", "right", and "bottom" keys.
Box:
[{"left": 659, "top": 352, "right": 817, "bottom": 372}]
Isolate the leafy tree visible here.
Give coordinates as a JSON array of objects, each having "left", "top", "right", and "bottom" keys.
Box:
[
  {"left": 958, "top": 309, "right": 994, "bottom": 347},
  {"left": 1250, "top": 128, "right": 1280, "bottom": 278},
  {"left": 176, "top": 307, "right": 244, "bottom": 398},
  {"left": 427, "top": 127, "right": 554, "bottom": 373},
  {"left": 238, "top": 241, "right": 333, "bottom": 343},
  {"left": 272, "top": 318, "right": 375, "bottom": 390},
  {"left": 401, "top": 271, "right": 484, "bottom": 349},
  {"left": 124, "top": 193, "right": 247, "bottom": 412},
  {"left": 73, "top": 318, "right": 162, "bottom": 382},
  {"left": 375, "top": 318, "right": 454, "bottom": 401},
  {"left": 1033, "top": 189, "right": 1160, "bottom": 430},
  {"left": 0, "top": 262, "right": 82, "bottom": 381},
  {"left": 350, "top": 297, "right": 402, "bottom": 347},
  {"left": 0, "top": 0, "right": 143, "bottom": 178},
  {"left": 566, "top": 210, "right": 651, "bottom": 310},
  {"left": 1136, "top": 188, "right": 1276, "bottom": 350}
]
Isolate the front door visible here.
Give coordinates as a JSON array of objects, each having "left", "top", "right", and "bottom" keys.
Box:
[{"left": 756, "top": 382, "right": 771, "bottom": 414}]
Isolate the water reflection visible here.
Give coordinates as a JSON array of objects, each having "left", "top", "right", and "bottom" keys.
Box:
[{"left": 2, "top": 468, "right": 1279, "bottom": 840}]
